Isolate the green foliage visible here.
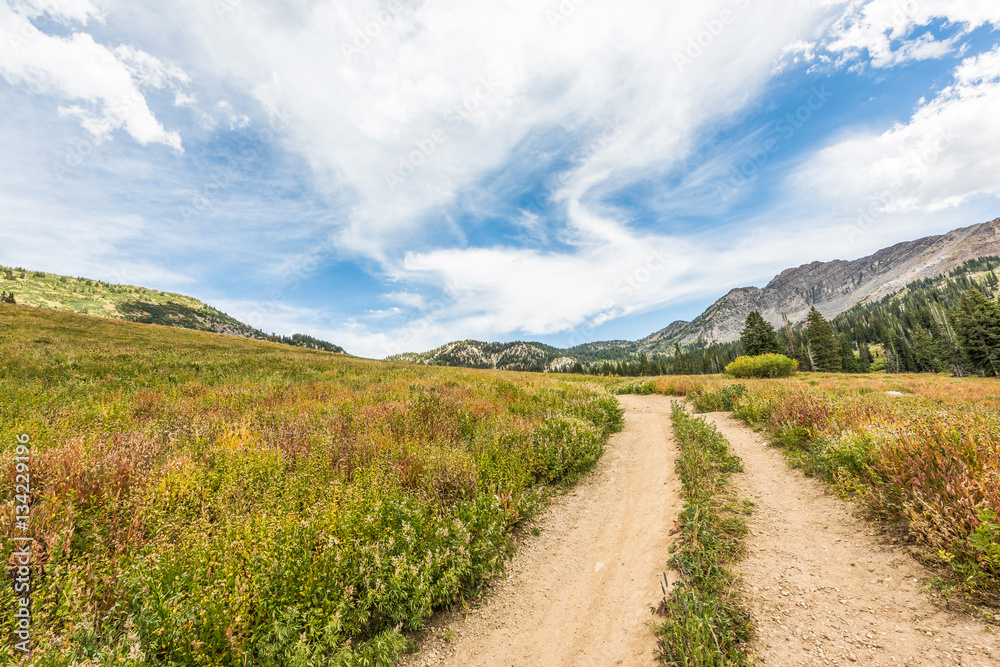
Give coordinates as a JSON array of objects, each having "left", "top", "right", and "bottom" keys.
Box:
[
  {"left": 740, "top": 311, "right": 782, "bottom": 356},
  {"left": 957, "top": 509, "right": 1000, "bottom": 595},
  {"left": 952, "top": 287, "right": 1000, "bottom": 377},
  {"left": 691, "top": 384, "right": 746, "bottom": 412},
  {"left": 276, "top": 333, "right": 346, "bottom": 353},
  {"left": 670, "top": 257, "right": 1000, "bottom": 379},
  {"left": 655, "top": 405, "right": 753, "bottom": 666},
  {"left": 724, "top": 354, "right": 797, "bottom": 379},
  {"left": 806, "top": 307, "right": 842, "bottom": 372},
  {"left": 612, "top": 378, "right": 655, "bottom": 395},
  {"left": 0, "top": 306, "right": 623, "bottom": 665}
]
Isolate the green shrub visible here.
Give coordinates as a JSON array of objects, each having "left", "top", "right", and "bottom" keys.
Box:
[
  {"left": 692, "top": 384, "right": 746, "bottom": 413},
  {"left": 724, "top": 354, "right": 797, "bottom": 379},
  {"left": 612, "top": 379, "right": 655, "bottom": 395}
]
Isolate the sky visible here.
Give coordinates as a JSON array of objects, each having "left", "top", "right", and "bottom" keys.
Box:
[{"left": 1, "top": 0, "right": 999, "bottom": 359}]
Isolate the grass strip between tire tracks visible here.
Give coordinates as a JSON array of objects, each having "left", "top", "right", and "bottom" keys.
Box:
[{"left": 654, "top": 402, "right": 755, "bottom": 666}]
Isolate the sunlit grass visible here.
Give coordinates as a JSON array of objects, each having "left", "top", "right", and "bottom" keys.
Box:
[{"left": 0, "top": 304, "right": 623, "bottom": 665}]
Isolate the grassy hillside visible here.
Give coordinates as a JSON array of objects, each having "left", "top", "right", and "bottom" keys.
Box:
[
  {"left": 0, "top": 304, "right": 621, "bottom": 665},
  {"left": 0, "top": 265, "right": 345, "bottom": 353}
]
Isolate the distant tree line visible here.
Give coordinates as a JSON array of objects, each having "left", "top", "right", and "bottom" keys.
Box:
[{"left": 268, "top": 333, "right": 346, "bottom": 354}]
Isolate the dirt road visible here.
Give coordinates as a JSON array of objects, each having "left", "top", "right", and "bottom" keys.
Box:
[
  {"left": 402, "top": 401, "right": 998, "bottom": 667},
  {"left": 400, "top": 394, "right": 683, "bottom": 667},
  {"left": 703, "top": 412, "right": 998, "bottom": 667}
]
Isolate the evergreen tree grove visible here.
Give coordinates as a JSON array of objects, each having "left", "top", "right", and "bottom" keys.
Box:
[
  {"left": 740, "top": 310, "right": 782, "bottom": 356},
  {"left": 952, "top": 287, "right": 1000, "bottom": 377}
]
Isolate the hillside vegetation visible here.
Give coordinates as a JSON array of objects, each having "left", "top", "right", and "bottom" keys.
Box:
[
  {"left": 0, "top": 304, "right": 622, "bottom": 665},
  {"left": 0, "top": 264, "right": 344, "bottom": 353}
]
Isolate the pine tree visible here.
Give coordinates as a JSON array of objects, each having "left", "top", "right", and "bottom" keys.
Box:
[
  {"left": 841, "top": 339, "right": 861, "bottom": 373},
  {"left": 741, "top": 311, "right": 782, "bottom": 356},
  {"left": 911, "top": 325, "right": 945, "bottom": 373},
  {"left": 806, "top": 307, "right": 842, "bottom": 372},
  {"left": 858, "top": 341, "right": 872, "bottom": 373},
  {"left": 952, "top": 287, "right": 1000, "bottom": 377},
  {"left": 673, "top": 344, "right": 688, "bottom": 375}
]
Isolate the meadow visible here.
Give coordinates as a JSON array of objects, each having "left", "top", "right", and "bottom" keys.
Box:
[
  {"left": 0, "top": 305, "right": 622, "bottom": 665},
  {"left": 613, "top": 372, "right": 1000, "bottom": 609}
]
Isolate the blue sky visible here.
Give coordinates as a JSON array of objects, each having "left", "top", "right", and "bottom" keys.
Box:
[{"left": 1, "top": 0, "right": 999, "bottom": 358}]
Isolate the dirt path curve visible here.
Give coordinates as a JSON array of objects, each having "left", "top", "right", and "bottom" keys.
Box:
[
  {"left": 702, "top": 412, "right": 998, "bottom": 667},
  {"left": 399, "top": 394, "right": 683, "bottom": 667}
]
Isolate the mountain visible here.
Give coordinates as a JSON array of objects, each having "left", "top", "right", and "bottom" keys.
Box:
[
  {"left": 392, "top": 217, "right": 1000, "bottom": 371},
  {"left": 0, "top": 265, "right": 346, "bottom": 354},
  {"left": 642, "top": 217, "right": 1000, "bottom": 348},
  {"left": 390, "top": 340, "right": 580, "bottom": 372}
]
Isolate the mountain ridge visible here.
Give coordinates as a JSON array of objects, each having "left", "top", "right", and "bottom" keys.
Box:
[{"left": 640, "top": 217, "right": 1000, "bottom": 348}]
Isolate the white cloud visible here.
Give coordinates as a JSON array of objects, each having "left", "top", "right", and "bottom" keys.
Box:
[
  {"left": 10, "top": 0, "right": 102, "bottom": 24},
  {"left": 822, "top": 0, "right": 1000, "bottom": 68},
  {"left": 797, "top": 44, "right": 1000, "bottom": 223},
  {"left": 145, "top": 0, "right": 839, "bottom": 352},
  {"left": 0, "top": 2, "right": 183, "bottom": 150}
]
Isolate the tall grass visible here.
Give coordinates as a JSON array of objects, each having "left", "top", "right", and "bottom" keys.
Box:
[
  {"left": 655, "top": 404, "right": 753, "bottom": 666},
  {"left": 0, "top": 305, "right": 623, "bottom": 665}
]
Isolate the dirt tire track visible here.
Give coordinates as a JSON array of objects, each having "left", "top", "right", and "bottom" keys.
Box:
[
  {"left": 702, "top": 412, "right": 998, "bottom": 667},
  {"left": 398, "top": 394, "right": 683, "bottom": 667}
]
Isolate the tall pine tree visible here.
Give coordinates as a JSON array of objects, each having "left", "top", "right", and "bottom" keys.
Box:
[
  {"left": 741, "top": 311, "right": 783, "bottom": 356},
  {"left": 806, "top": 307, "right": 842, "bottom": 372},
  {"left": 673, "top": 343, "right": 688, "bottom": 375},
  {"left": 840, "top": 339, "right": 862, "bottom": 373},
  {"left": 952, "top": 287, "right": 1000, "bottom": 377},
  {"left": 911, "top": 325, "right": 945, "bottom": 373}
]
